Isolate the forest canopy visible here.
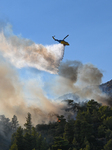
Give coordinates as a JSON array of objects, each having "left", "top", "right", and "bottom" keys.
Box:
[{"left": 0, "top": 99, "right": 112, "bottom": 150}]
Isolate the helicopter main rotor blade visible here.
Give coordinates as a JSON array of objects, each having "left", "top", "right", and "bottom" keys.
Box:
[{"left": 63, "top": 35, "right": 69, "bottom": 40}]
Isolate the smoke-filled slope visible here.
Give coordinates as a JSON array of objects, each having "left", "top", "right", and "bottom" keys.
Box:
[
  {"left": 57, "top": 79, "right": 112, "bottom": 107},
  {"left": 48, "top": 60, "right": 112, "bottom": 106}
]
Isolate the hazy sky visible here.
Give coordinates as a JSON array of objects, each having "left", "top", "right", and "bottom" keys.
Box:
[{"left": 0, "top": 0, "right": 112, "bottom": 84}]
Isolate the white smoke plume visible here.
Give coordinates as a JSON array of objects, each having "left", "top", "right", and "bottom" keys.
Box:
[
  {"left": 0, "top": 23, "right": 65, "bottom": 74},
  {"left": 0, "top": 22, "right": 67, "bottom": 125},
  {"left": 0, "top": 57, "right": 67, "bottom": 125}
]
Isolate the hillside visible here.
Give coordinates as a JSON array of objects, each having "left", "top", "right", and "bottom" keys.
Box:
[
  {"left": 100, "top": 80, "right": 112, "bottom": 96},
  {"left": 57, "top": 79, "right": 112, "bottom": 102}
]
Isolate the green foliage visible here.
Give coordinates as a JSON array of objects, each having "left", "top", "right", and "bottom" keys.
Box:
[
  {"left": 15, "top": 126, "right": 24, "bottom": 150},
  {"left": 76, "top": 110, "right": 92, "bottom": 124},
  {"left": 56, "top": 115, "right": 66, "bottom": 137},
  {"left": 24, "top": 132, "right": 33, "bottom": 150},
  {"left": 36, "top": 134, "right": 43, "bottom": 150},
  {"left": 72, "top": 137, "right": 78, "bottom": 149},
  {"left": 103, "top": 116, "right": 112, "bottom": 130},
  {"left": 104, "top": 139, "right": 112, "bottom": 150},
  {"left": 8, "top": 99, "right": 112, "bottom": 150},
  {"left": 52, "top": 136, "right": 69, "bottom": 150},
  {"left": 105, "top": 129, "right": 112, "bottom": 140},
  {"left": 98, "top": 125, "right": 105, "bottom": 137},
  {"left": 63, "top": 120, "right": 74, "bottom": 144},
  {"left": 73, "top": 148, "right": 77, "bottom": 150},
  {"left": 74, "top": 119, "right": 93, "bottom": 144},
  {"left": 11, "top": 115, "right": 19, "bottom": 132},
  {"left": 87, "top": 99, "right": 101, "bottom": 113},
  {"left": 10, "top": 126, "right": 48, "bottom": 150},
  {"left": 40, "top": 138, "right": 48, "bottom": 150},
  {"left": 83, "top": 138, "right": 90, "bottom": 150},
  {"left": 0, "top": 115, "right": 12, "bottom": 138},
  {"left": 31, "top": 127, "right": 39, "bottom": 149},
  {"left": 98, "top": 106, "right": 112, "bottom": 121},
  {"left": 9, "top": 143, "right": 18, "bottom": 150},
  {"left": 24, "top": 112, "right": 32, "bottom": 134}
]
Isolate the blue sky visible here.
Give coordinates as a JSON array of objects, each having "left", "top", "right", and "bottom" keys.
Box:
[{"left": 0, "top": 0, "right": 112, "bottom": 83}]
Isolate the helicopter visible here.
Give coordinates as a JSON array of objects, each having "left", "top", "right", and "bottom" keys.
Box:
[{"left": 52, "top": 35, "right": 69, "bottom": 46}]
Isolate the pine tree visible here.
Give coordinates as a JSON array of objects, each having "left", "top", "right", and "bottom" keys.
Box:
[
  {"left": 83, "top": 137, "right": 90, "bottom": 150},
  {"left": 36, "top": 134, "right": 43, "bottom": 150},
  {"left": 40, "top": 138, "right": 48, "bottom": 150},
  {"left": 16, "top": 126, "right": 24, "bottom": 150},
  {"left": 24, "top": 112, "right": 32, "bottom": 134},
  {"left": 24, "top": 132, "right": 33, "bottom": 150},
  {"left": 11, "top": 115, "right": 19, "bottom": 131},
  {"left": 52, "top": 137, "right": 69, "bottom": 150},
  {"left": 31, "top": 127, "right": 39, "bottom": 149},
  {"left": 0, "top": 115, "right": 12, "bottom": 137},
  {"left": 63, "top": 120, "right": 74, "bottom": 144},
  {"left": 56, "top": 115, "right": 66, "bottom": 137},
  {"left": 72, "top": 137, "right": 78, "bottom": 149}
]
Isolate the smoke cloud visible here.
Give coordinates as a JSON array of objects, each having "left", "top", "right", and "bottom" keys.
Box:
[
  {"left": 0, "top": 22, "right": 67, "bottom": 125},
  {"left": 0, "top": 23, "right": 64, "bottom": 74},
  {"left": 0, "top": 22, "right": 111, "bottom": 126},
  {"left": 0, "top": 58, "right": 67, "bottom": 125},
  {"left": 48, "top": 60, "right": 110, "bottom": 105}
]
